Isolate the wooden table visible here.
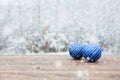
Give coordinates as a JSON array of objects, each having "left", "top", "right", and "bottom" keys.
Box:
[{"left": 0, "top": 54, "right": 120, "bottom": 80}]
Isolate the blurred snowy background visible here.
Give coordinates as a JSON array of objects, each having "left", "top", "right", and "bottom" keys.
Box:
[{"left": 0, "top": 0, "right": 120, "bottom": 55}]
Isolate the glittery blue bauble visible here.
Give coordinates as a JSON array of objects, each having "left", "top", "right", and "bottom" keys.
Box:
[
  {"left": 82, "top": 43, "right": 102, "bottom": 62},
  {"left": 69, "top": 42, "right": 83, "bottom": 60}
]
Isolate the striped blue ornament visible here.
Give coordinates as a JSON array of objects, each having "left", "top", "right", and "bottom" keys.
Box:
[
  {"left": 69, "top": 42, "right": 83, "bottom": 60},
  {"left": 82, "top": 43, "right": 102, "bottom": 62}
]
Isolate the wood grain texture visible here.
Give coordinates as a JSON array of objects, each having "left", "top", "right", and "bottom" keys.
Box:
[{"left": 0, "top": 54, "right": 120, "bottom": 80}]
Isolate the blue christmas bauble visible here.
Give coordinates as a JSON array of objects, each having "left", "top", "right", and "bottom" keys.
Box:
[
  {"left": 82, "top": 43, "right": 102, "bottom": 62},
  {"left": 69, "top": 42, "right": 83, "bottom": 60}
]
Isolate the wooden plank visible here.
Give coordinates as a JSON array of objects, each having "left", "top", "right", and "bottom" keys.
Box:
[{"left": 0, "top": 54, "right": 120, "bottom": 80}]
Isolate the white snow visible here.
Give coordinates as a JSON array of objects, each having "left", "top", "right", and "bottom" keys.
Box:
[
  {"left": 76, "top": 70, "right": 89, "bottom": 78},
  {"left": 76, "top": 70, "right": 84, "bottom": 77},
  {"left": 2, "top": 27, "right": 13, "bottom": 36},
  {"left": 87, "top": 57, "right": 90, "bottom": 61},
  {"left": 55, "top": 60, "right": 62, "bottom": 67},
  {"left": 0, "top": 0, "right": 120, "bottom": 54},
  {"left": 80, "top": 60, "right": 84, "bottom": 63}
]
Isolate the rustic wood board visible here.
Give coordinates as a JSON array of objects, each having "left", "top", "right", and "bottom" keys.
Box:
[{"left": 0, "top": 54, "right": 120, "bottom": 80}]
